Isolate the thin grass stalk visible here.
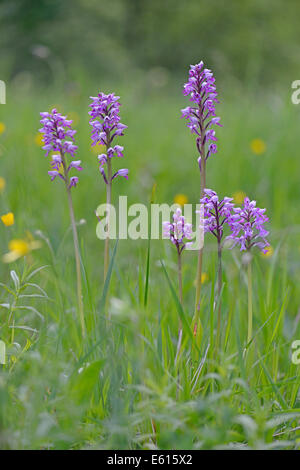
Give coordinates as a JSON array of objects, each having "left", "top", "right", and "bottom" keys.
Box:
[{"left": 144, "top": 183, "right": 156, "bottom": 307}]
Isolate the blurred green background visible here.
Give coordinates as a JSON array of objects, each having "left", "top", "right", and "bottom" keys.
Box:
[{"left": 1, "top": 0, "right": 300, "bottom": 89}]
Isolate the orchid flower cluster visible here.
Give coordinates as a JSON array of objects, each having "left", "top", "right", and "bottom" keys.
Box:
[
  {"left": 89, "top": 92, "right": 128, "bottom": 184},
  {"left": 89, "top": 92, "right": 129, "bottom": 280},
  {"left": 39, "top": 109, "right": 81, "bottom": 189},
  {"left": 39, "top": 108, "right": 85, "bottom": 337},
  {"left": 181, "top": 61, "right": 221, "bottom": 169},
  {"left": 163, "top": 208, "right": 193, "bottom": 255},
  {"left": 163, "top": 208, "right": 193, "bottom": 319},
  {"left": 200, "top": 189, "right": 234, "bottom": 245},
  {"left": 181, "top": 61, "right": 222, "bottom": 326},
  {"left": 162, "top": 60, "right": 270, "bottom": 347},
  {"left": 201, "top": 190, "right": 269, "bottom": 255},
  {"left": 227, "top": 197, "right": 269, "bottom": 253}
]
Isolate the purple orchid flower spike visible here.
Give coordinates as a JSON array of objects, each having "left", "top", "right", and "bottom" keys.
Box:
[
  {"left": 39, "top": 108, "right": 82, "bottom": 189},
  {"left": 200, "top": 188, "right": 234, "bottom": 346},
  {"left": 226, "top": 196, "right": 270, "bottom": 344},
  {"left": 39, "top": 108, "right": 85, "bottom": 338},
  {"left": 200, "top": 189, "right": 234, "bottom": 245},
  {"left": 163, "top": 207, "right": 193, "bottom": 256},
  {"left": 227, "top": 197, "right": 270, "bottom": 253},
  {"left": 181, "top": 62, "right": 221, "bottom": 163},
  {"left": 182, "top": 61, "right": 222, "bottom": 328},
  {"left": 89, "top": 92, "right": 129, "bottom": 280},
  {"left": 163, "top": 207, "right": 193, "bottom": 342},
  {"left": 89, "top": 93, "right": 127, "bottom": 183},
  {"left": 89, "top": 93, "right": 128, "bottom": 185}
]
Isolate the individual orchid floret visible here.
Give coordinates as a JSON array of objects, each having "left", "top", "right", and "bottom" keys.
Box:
[
  {"left": 181, "top": 61, "right": 221, "bottom": 162},
  {"left": 107, "top": 145, "right": 124, "bottom": 159},
  {"left": 200, "top": 189, "right": 234, "bottom": 244},
  {"left": 163, "top": 208, "right": 193, "bottom": 255},
  {"left": 50, "top": 154, "right": 62, "bottom": 170},
  {"left": 227, "top": 197, "right": 269, "bottom": 253},
  {"left": 98, "top": 154, "right": 107, "bottom": 166},
  {"left": 68, "top": 160, "right": 83, "bottom": 171},
  {"left": 69, "top": 176, "right": 79, "bottom": 189},
  {"left": 112, "top": 169, "right": 129, "bottom": 180},
  {"left": 48, "top": 170, "right": 63, "bottom": 182},
  {"left": 39, "top": 109, "right": 81, "bottom": 189}
]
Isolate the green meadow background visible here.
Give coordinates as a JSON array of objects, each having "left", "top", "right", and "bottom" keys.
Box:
[{"left": 0, "top": 0, "right": 299, "bottom": 450}]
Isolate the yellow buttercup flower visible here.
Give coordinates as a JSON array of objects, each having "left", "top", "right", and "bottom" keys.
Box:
[
  {"left": 0, "top": 177, "right": 6, "bottom": 193},
  {"left": 232, "top": 191, "right": 246, "bottom": 205},
  {"left": 174, "top": 194, "right": 188, "bottom": 206},
  {"left": 261, "top": 245, "right": 273, "bottom": 258},
  {"left": 34, "top": 133, "right": 44, "bottom": 146},
  {"left": 250, "top": 138, "right": 266, "bottom": 155},
  {"left": 3, "top": 236, "right": 41, "bottom": 263},
  {"left": 1, "top": 212, "right": 14, "bottom": 226},
  {"left": 0, "top": 122, "right": 6, "bottom": 135}
]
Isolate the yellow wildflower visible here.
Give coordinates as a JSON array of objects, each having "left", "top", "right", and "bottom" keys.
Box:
[
  {"left": 3, "top": 237, "right": 41, "bottom": 263},
  {"left": 0, "top": 122, "right": 6, "bottom": 135},
  {"left": 1, "top": 212, "right": 14, "bottom": 226},
  {"left": 250, "top": 138, "right": 266, "bottom": 155},
  {"left": 0, "top": 177, "right": 6, "bottom": 193},
  {"left": 174, "top": 194, "right": 188, "bottom": 206},
  {"left": 201, "top": 272, "right": 209, "bottom": 284},
  {"left": 232, "top": 191, "right": 246, "bottom": 205}
]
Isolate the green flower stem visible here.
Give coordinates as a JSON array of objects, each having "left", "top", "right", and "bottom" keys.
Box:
[
  {"left": 177, "top": 249, "right": 183, "bottom": 331},
  {"left": 216, "top": 241, "right": 222, "bottom": 349},
  {"left": 194, "top": 155, "right": 206, "bottom": 338},
  {"left": 61, "top": 152, "right": 85, "bottom": 338},
  {"left": 247, "top": 259, "right": 253, "bottom": 344},
  {"left": 104, "top": 156, "right": 112, "bottom": 281},
  {"left": 66, "top": 186, "right": 85, "bottom": 338}
]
